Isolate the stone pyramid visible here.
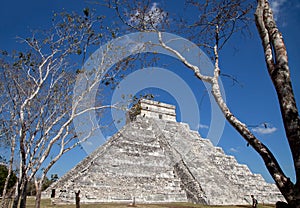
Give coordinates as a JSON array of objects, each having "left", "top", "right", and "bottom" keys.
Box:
[{"left": 44, "top": 99, "right": 284, "bottom": 205}]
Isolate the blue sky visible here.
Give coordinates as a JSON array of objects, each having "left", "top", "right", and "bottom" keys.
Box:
[{"left": 0, "top": 0, "right": 299, "bottom": 184}]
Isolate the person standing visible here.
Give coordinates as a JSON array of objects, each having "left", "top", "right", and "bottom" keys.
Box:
[{"left": 251, "top": 195, "right": 258, "bottom": 208}]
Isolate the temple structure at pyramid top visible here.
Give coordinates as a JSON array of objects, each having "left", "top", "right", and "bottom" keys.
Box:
[
  {"left": 127, "top": 99, "right": 176, "bottom": 123},
  {"left": 44, "top": 99, "right": 285, "bottom": 205}
]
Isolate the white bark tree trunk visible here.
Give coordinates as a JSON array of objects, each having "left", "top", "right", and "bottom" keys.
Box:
[
  {"left": 0, "top": 136, "right": 16, "bottom": 208},
  {"left": 255, "top": 1, "right": 300, "bottom": 207}
]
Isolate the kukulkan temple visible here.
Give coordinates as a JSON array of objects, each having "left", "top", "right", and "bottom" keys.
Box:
[{"left": 44, "top": 99, "right": 284, "bottom": 205}]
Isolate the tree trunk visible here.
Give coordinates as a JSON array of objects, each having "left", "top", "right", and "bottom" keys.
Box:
[
  {"left": 34, "top": 179, "right": 43, "bottom": 208},
  {"left": 1, "top": 136, "right": 16, "bottom": 208},
  {"left": 0, "top": 197, "right": 10, "bottom": 208},
  {"left": 12, "top": 176, "right": 28, "bottom": 208},
  {"left": 12, "top": 181, "right": 21, "bottom": 208},
  {"left": 35, "top": 189, "right": 42, "bottom": 208},
  {"left": 1, "top": 169, "right": 12, "bottom": 208},
  {"left": 254, "top": 1, "right": 300, "bottom": 207},
  {"left": 1, "top": 156, "right": 13, "bottom": 208},
  {"left": 19, "top": 180, "right": 28, "bottom": 208},
  {"left": 158, "top": 26, "right": 298, "bottom": 206}
]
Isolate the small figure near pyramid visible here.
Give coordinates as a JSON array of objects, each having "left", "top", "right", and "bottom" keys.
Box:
[
  {"left": 251, "top": 195, "right": 258, "bottom": 208},
  {"left": 44, "top": 99, "right": 284, "bottom": 205}
]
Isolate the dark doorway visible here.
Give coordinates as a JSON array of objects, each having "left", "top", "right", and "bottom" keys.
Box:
[{"left": 51, "top": 189, "right": 56, "bottom": 198}]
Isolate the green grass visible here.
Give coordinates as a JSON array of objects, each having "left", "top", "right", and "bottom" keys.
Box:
[{"left": 1, "top": 197, "right": 276, "bottom": 208}]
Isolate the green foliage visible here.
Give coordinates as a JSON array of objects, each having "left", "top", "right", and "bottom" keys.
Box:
[
  {"left": 50, "top": 174, "right": 59, "bottom": 182},
  {"left": 126, "top": 94, "right": 155, "bottom": 121},
  {"left": 0, "top": 156, "right": 5, "bottom": 163},
  {"left": 0, "top": 164, "right": 17, "bottom": 196},
  {"left": 41, "top": 178, "right": 52, "bottom": 192}
]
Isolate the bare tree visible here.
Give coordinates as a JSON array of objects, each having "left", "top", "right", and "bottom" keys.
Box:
[
  {"left": 0, "top": 9, "right": 120, "bottom": 208},
  {"left": 110, "top": 0, "right": 299, "bottom": 207}
]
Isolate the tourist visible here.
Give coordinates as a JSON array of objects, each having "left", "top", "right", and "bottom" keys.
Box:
[{"left": 251, "top": 195, "right": 258, "bottom": 208}]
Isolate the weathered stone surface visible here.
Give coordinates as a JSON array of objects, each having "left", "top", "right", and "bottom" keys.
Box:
[
  {"left": 127, "top": 99, "right": 176, "bottom": 123},
  {"left": 44, "top": 100, "right": 285, "bottom": 205}
]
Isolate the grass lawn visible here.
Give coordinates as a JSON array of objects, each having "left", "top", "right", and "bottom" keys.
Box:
[
  {"left": 22, "top": 197, "right": 275, "bottom": 208},
  {"left": 1, "top": 197, "right": 275, "bottom": 208}
]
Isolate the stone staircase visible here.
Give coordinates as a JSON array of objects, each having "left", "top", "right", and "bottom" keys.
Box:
[{"left": 154, "top": 119, "right": 283, "bottom": 205}]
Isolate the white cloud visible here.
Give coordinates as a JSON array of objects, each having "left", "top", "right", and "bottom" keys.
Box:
[
  {"left": 229, "top": 147, "right": 239, "bottom": 153},
  {"left": 198, "top": 124, "right": 209, "bottom": 129},
  {"left": 270, "top": 0, "right": 287, "bottom": 21},
  {"left": 252, "top": 126, "right": 277, "bottom": 135}
]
